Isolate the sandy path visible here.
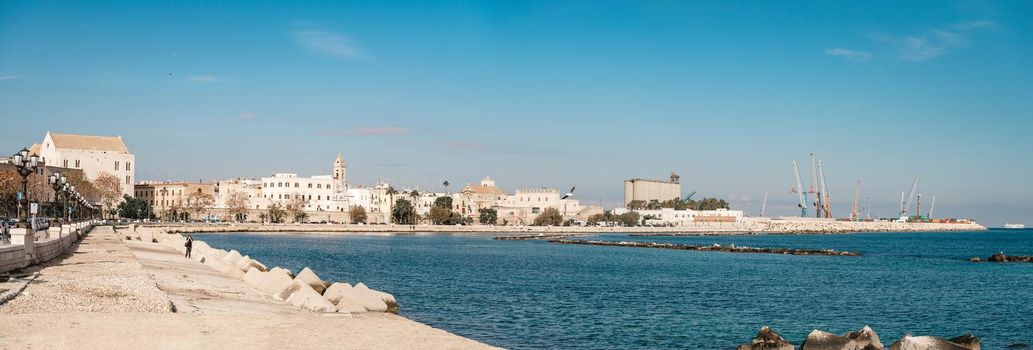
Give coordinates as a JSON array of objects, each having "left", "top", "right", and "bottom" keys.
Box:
[{"left": 0, "top": 226, "right": 498, "bottom": 350}]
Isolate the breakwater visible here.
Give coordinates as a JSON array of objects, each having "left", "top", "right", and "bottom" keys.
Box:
[
  {"left": 548, "top": 239, "right": 861, "bottom": 256},
  {"left": 735, "top": 326, "right": 986, "bottom": 350},
  {"left": 125, "top": 225, "right": 399, "bottom": 314},
  {"left": 149, "top": 218, "right": 985, "bottom": 236}
]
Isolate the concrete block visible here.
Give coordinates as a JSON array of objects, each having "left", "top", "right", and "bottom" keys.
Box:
[
  {"left": 242, "top": 268, "right": 267, "bottom": 288},
  {"left": 323, "top": 282, "right": 353, "bottom": 304},
  {"left": 336, "top": 298, "right": 367, "bottom": 313},
  {"left": 294, "top": 267, "right": 328, "bottom": 294},
  {"left": 259, "top": 269, "right": 296, "bottom": 299},
  {"left": 270, "top": 267, "right": 295, "bottom": 278},
  {"left": 347, "top": 282, "right": 388, "bottom": 312},
  {"left": 285, "top": 281, "right": 336, "bottom": 313}
]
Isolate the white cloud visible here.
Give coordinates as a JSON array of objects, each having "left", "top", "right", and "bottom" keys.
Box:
[
  {"left": 184, "top": 75, "right": 223, "bottom": 82},
  {"left": 825, "top": 48, "right": 872, "bottom": 61},
  {"left": 292, "top": 29, "right": 366, "bottom": 59},
  {"left": 0, "top": 76, "right": 23, "bottom": 81},
  {"left": 875, "top": 20, "right": 996, "bottom": 62}
]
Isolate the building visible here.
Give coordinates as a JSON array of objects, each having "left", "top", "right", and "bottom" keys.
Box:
[
  {"left": 214, "top": 178, "right": 268, "bottom": 210},
  {"left": 258, "top": 153, "right": 350, "bottom": 213},
  {"left": 36, "top": 132, "right": 135, "bottom": 197},
  {"left": 494, "top": 188, "right": 582, "bottom": 225},
  {"left": 623, "top": 173, "right": 681, "bottom": 206},
  {"left": 612, "top": 207, "right": 745, "bottom": 226},
  {"left": 457, "top": 176, "right": 506, "bottom": 218},
  {"left": 134, "top": 181, "right": 216, "bottom": 220}
]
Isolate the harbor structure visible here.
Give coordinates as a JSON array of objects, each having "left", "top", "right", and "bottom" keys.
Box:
[{"left": 623, "top": 173, "right": 681, "bottom": 206}]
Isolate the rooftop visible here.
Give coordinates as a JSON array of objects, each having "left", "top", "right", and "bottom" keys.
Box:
[{"left": 48, "top": 132, "right": 130, "bottom": 153}]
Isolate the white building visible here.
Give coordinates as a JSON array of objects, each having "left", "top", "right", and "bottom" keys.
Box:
[
  {"left": 612, "top": 207, "right": 745, "bottom": 226},
  {"left": 494, "top": 188, "right": 582, "bottom": 225},
  {"left": 35, "top": 132, "right": 136, "bottom": 197}
]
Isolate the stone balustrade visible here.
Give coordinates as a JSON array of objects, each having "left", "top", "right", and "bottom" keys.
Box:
[{"left": 0, "top": 220, "right": 99, "bottom": 274}]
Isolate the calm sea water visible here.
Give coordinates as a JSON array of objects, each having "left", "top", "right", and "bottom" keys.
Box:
[{"left": 194, "top": 229, "right": 1033, "bottom": 349}]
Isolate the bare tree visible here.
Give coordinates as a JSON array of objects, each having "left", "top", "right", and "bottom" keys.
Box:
[
  {"left": 92, "top": 172, "right": 122, "bottom": 218},
  {"left": 225, "top": 190, "right": 250, "bottom": 222},
  {"left": 185, "top": 190, "right": 215, "bottom": 221},
  {"left": 286, "top": 194, "right": 308, "bottom": 223}
]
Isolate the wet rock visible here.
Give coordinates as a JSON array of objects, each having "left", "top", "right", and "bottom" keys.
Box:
[
  {"left": 802, "top": 326, "right": 883, "bottom": 350},
  {"left": 1006, "top": 343, "right": 1029, "bottom": 349},
  {"left": 988, "top": 253, "right": 1008, "bottom": 262},
  {"left": 888, "top": 334, "right": 979, "bottom": 350},
  {"left": 946, "top": 334, "right": 979, "bottom": 350},
  {"left": 968, "top": 257, "right": 981, "bottom": 262},
  {"left": 738, "top": 326, "right": 794, "bottom": 350}
]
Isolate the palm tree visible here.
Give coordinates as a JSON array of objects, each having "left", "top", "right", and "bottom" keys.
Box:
[
  {"left": 409, "top": 190, "right": 421, "bottom": 224},
  {"left": 442, "top": 180, "right": 450, "bottom": 195},
  {"left": 386, "top": 186, "right": 398, "bottom": 223}
]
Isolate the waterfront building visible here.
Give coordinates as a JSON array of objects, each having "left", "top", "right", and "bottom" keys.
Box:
[
  {"left": 36, "top": 132, "right": 136, "bottom": 197},
  {"left": 134, "top": 181, "right": 216, "bottom": 220},
  {"left": 457, "top": 176, "right": 506, "bottom": 218},
  {"left": 611, "top": 207, "right": 745, "bottom": 226},
  {"left": 213, "top": 178, "right": 269, "bottom": 210},
  {"left": 494, "top": 188, "right": 583, "bottom": 225},
  {"left": 623, "top": 173, "right": 681, "bottom": 206}
]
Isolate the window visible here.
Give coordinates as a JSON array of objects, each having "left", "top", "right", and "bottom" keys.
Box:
[
  {"left": 75, "top": 160, "right": 80, "bottom": 168},
  {"left": 126, "top": 162, "right": 131, "bottom": 171},
  {"left": 115, "top": 161, "right": 119, "bottom": 170},
  {"left": 63, "top": 159, "right": 68, "bottom": 167},
  {"left": 308, "top": 183, "right": 312, "bottom": 188},
  {"left": 126, "top": 175, "right": 131, "bottom": 185},
  {"left": 294, "top": 183, "right": 299, "bottom": 188}
]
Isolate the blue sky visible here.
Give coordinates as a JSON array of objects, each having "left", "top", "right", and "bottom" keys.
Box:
[{"left": 1, "top": 1, "right": 1031, "bottom": 225}]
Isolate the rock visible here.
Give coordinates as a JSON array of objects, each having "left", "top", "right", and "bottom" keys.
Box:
[
  {"left": 294, "top": 267, "right": 328, "bottom": 294},
  {"left": 344, "top": 282, "right": 389, "bottom": 312},
  {"left": 946, "top": 334, "right": 979, "bottom": 350},
  {"left": 738, "top": 326, "right": 794, "bottom": 350},
  {"left": 988, "top": 253, "right": 1007, "bottom": 262},
  {"left": 889, "top": 334, "right": 979, "bottom": 350},
  {"left": 323, "top": 282, "right": 354, "bottom": 305},
  {"left": 968, "top": 257, "right": 981, "bottom": 262},
  {"left": 802, "top": 326, "right": 883, "bottom": 350},
  {"left": 284, "top": 281, "right": 336, "bottom": 312},
  {"left": 369, "top": 289, "right": 398, "bottom": 314},
  {"left": 846, "top": 326, "right": 883, "bottom": 350},
  {"left": 1007, "top": 343, "right": 1029, "bottom": 349}
]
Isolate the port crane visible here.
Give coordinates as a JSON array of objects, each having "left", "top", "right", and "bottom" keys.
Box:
[
  {"left": 850, "top": 180, "right": 862, "bottom": 221},
  {"left": 790, "top": 158, "right": 808, "bottom": 217},
  {"left": 760, "top": 192, "right": 768, "bottom": 217},
  {"left": 683, "top": 191, "right": 696, "bottom": 202},
  {"left": 809, "top": 153, "right": 822, "bottom": 218},
  {"left": 817, "top": 160, "right": 832, "bottom": 218},
  {"left": 900, "top": 176, "right": 920, "bottom": 220},
  {"left": 928, "top": 196, "right": 936, "bottom": 219}
]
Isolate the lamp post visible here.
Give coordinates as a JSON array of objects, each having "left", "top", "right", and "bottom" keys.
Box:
[
  {"left": 11, "top": 148, "right": 45, "bottom": 226},
  {"left": 48, "top": 172, "right": 68, "bottom": 224}
]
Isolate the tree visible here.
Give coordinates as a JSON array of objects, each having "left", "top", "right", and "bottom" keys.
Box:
[
  {"left": 92, "top": 172, "right": 123, "bottom": 218},
  {"left": 286, "top": 195, "right": 308, "bottom": 222},
  {"left": 349, "top": 205, "right": 367, "bottom": 224},
  {"left": 392, "top": 198, "right": 416, "bottom": 225},
  {"left": 259, "top": 212, "right": 268, "bottom": 223},
  {"left": 267, "top": 203, "right": 286, "bottom": 223},
  {"left": 117, "top": 195, "right": 152, "bottom": 219},
  {"left": 185, "top": 190, "right": 215, "bottom": 221},
  {"left": 587, "top": 213, "right": 609, "bottom": 226},
  {"left": 533, "top": 207, "right": 563, "bottom": 226},
  {"left": 442, "top": 180, "right": 450, "bottom": 194},
  {"left": 427, "top": 206, "right": 452, "bottom": 225},
  {"left": 646, "top": 199, "right": 662, "bottom": 210},
  {"left": 478, "top": 208, "right": 497, "bottom": 225},
  {"left": 226, "top": 190, "right": 250, "bottom": 222},
  {"left": 617, "top": 211, "right": 641, "bottom": 227},
  {"left": 627, "top": 200, "right": 646, "bottom": 210},
  {"left": 386, "top": 186, "right": 398, "bottom": 222},
  {"left": 433, "top": 196, "right": 452, "bottom": 209}
]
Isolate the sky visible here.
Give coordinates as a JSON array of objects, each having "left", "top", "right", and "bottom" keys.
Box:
[{"left": 1, "top": 1, "right": 1031, "bottom": 225}]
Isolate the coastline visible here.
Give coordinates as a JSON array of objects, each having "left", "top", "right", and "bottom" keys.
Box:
[
  {"left": 154, "top": 219, "right": 987, "bottom": 236},
  {"left": 0, "top": 225, "right": 497, "bottom": 349}
]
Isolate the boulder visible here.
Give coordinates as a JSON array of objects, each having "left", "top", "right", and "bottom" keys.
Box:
[
  {"left": 738, "top": 326, "right": 794, "bottom": 350},
  {"left": 802, "top": 326, "right": 883, "bottom": 350},
  {"left": 946, "top": 334, "right": 979, "bottom": 350},
  {"left": 369, "top": 289, "right": 398, "bottom": 314},
  {"left": 988, "top": 253, "right": 1007, "bottom": 262},
  {"left": 249, "top": 259, "right": 269, "bottom": 272},
  {"left": 889, "top": 334, "right": 979, "bottom": 350},
  {"left": 846, "top": 326, "right": 884, "bottom": 350},
  {"left": 294, "top": 267, "right": 328, "bottom": 294},
  {"left": 323, "top": 282, "right": 354, "bottom": 304},
  {"left": 283, "top": 281, "right": 336, "bottom": 313}
]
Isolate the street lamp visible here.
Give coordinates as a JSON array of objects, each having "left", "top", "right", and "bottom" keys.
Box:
[
  {"left": 48, "top": 171, "right": 69, "bottom": 224},
  {"left": 11, "top": 147, "right": 45, "bottom": 226}
]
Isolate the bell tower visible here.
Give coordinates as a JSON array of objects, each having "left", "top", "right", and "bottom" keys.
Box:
[{"left": 333, "top": 154, "right": 347, "bottom": 195}]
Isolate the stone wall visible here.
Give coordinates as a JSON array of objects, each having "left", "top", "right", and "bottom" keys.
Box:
[{"left": 0, "top": 221, "right": 95, "bottom": 274}]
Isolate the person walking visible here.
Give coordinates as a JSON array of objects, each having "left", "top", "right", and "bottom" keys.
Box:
[{"left": 185, "top": 235, "right": 193, "bottom": 258}]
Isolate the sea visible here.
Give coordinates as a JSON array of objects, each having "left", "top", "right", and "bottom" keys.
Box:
[{"left": 194, "top": 229, "right": 1033, "bottom": 349}]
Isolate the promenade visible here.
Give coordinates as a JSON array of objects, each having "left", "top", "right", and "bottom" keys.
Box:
[{"left": 0, "top": 226, "right": 496, "bottom": 350}]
